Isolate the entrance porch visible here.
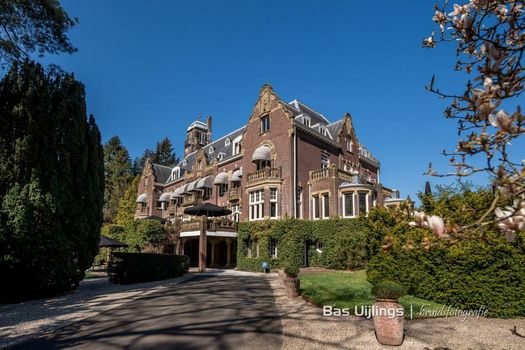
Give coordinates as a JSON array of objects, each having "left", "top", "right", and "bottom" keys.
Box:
[{"left": 181, "top": 237, "right": 237, "bottom": 268}]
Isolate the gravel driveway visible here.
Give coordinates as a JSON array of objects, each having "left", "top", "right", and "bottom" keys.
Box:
[{"left": 0, "top": 273, "right": 194, "bottom": 349}]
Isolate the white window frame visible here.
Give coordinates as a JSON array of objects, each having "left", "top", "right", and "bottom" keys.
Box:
[
  {"left": 321, "top": 153, "right": 329, "bottom": 169},
  {"left": 249, "top": 189, "right": 265, "bottom": 221},
  {"left": 233, "top": 141, "right": 241, "bottom": 155},
  {"left": 322, "top": 193, "right": 330, "bottom": 219},
  {"left": 312, "top": 194, "right": 321, "bottom": 220},
  {"left": 225, "top": 137, "right": 231, "bottom": 146},
  {"left": 209, "top": 146, "right": 214, "bottom": 154},
  {"left": 231, "top": 203, "right": 240, "bottom": 222},
  {"left": 303, "top": 116, "right": 311, "bottom": 127},
  {"left": 260, "top": 115, "right": 270, "bottom": 133},
  {"left": 358, "top": 192, "right": 369, "bottom": 215},
  {"left": 342, "top": 192, "right": 355, "bottom": 218},
  {"left": 270, "top": 187, "right": 278, "bottom": 219}
]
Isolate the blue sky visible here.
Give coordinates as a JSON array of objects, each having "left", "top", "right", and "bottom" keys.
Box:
[{"left": 22, "top": 0, "right": 497, "bottom": 200}]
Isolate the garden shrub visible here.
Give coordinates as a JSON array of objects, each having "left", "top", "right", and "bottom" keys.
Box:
[
  {"left": 236, "top": 218, "right": 370, "bottom": 272},
  {"left": 368, "top": 230, "right": 525, "bottom": 317},
  {"left": 371, "top": 281, "right": 407, "bottom": 300},
  {"left": 109, "top": 252, "right": 189, "bottom": 284}
]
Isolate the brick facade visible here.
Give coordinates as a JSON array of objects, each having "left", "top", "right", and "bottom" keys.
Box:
[{"left": 135, "top": 84, "right": 407, "bottom": 224}]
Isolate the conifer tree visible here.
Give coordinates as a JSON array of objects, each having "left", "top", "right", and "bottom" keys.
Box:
[
  {"left": 0, "top": 60, "right": 104, "bottom": 301},
  {"left": 103, "top": 136, "right": 132, "bottom": 222}
]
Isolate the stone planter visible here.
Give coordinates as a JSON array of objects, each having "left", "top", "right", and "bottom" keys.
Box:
[
  {"left": 372, "top": 299, "right": 404, "bottom": 346},
  {"left": 284, "top": 275, "right": 300, "bottom": 298}
]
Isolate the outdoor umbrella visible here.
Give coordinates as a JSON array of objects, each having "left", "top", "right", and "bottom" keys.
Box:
[
  {"left": 183, "top": 203, "right": 232, "bottom": 217},
  {"left": 99, "top": 235, "right": 128, "bottom": 248}
]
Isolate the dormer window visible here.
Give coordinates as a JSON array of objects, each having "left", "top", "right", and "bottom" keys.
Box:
[
  {"left": 232, "top": 135, "right": 242, "bottom": 156},
  {"left": 209, "top": 146, "right": 214, "bottom": 154},
  {"left": 260, "top": 114, "right": 270, "bottom": 133},
  {"left": 303, "top": 116, "right": 311, "bottom": 127},
  {"left": 217, "top": 153, "right": 224, "bottom": 161},
  {"left": 171, "top": 167, "right": 180, "bottom": 180},
  {"left": 320, "top": 126, "right": 328, "bottom": 137},
  {"left": 225, "top": 137, "right": 231, "bottom": 146},
  {"left": 182, "top": 159, "right": 187, "bottom": 167}
]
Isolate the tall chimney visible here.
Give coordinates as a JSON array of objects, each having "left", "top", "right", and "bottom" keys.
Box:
[{"left": 206, "top": 116, "right": 212, "bottom": 142}]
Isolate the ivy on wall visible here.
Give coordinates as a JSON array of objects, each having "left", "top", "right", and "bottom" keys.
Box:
[{"left": 236, "top": 218, "right": 370, "bottom": 272}]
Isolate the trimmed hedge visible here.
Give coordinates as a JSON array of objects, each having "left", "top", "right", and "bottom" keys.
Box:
[
  {"left": 109, "top": 253, "right": 189, "bottom": 284},
  {"left": 368, "top": 230, "right": 525, "bottom": 318},
  {"left": 236, "top": 218, "right": 370, "bottom": 272}
]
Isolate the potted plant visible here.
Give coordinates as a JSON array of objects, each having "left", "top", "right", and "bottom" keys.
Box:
[
  {"left": 283, "top": 265, "right": 300, "bottom": 298},
  {"left": 371, "top": 280, "right": 407, "bottom": 346}
]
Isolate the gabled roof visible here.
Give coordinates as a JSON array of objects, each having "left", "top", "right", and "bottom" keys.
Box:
[
  {"left": 288, "top": 99, "right": 330, "bottom": 125},
  {"left": 165, "top": 125, "right": 246, "bottom": 184},
  {"left": 152, "top": 163, "right": 172, "bottom": 183}
]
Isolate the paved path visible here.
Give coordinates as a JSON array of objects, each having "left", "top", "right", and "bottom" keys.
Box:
[{"left": 13, "top": 270, "right": 282, "bottom": 350}]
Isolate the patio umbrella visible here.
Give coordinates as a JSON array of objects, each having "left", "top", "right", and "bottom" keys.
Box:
[
  {"left": 184, "top": 203, "right": 232, "bottom": 217},
  {"left": 99, "top": 235, "right": 128, "bottom": 248}
]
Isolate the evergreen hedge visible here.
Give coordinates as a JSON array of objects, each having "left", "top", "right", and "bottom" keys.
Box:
[
  {"left": 236, "top": 218, "right": 370, "bottom": 272},
  {"left": 109, "top": 252, "right": 189, "bottom": 284},
  {"left": 367, "top": 230, "right": 525, "bottom": 318}
]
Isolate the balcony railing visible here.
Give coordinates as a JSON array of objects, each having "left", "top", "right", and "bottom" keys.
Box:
[
  {"left": 309, "top": 165, "right": 356, "bottom": 183},
  {"left": 310, "top": 168, "right": 329, "bottom": 181},
  {"left": 247, "top": 167, "right": 280, "bottom": 185},
  {"left": 179, "top": 218, "right": 237, "bottom": 233},
  {"left": 229, "top": 188, "right": 240, "bottom": 201},
  {"left": 181, "top": 193, "right": 201, "bottom": 207}
]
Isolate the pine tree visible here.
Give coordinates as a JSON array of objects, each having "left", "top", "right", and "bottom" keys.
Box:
[
  {"left": 151, "top": 137, "right": 178, "bottom": 166},
  {"left": 0, "top": 60, "right": 104, "bottom": 301},
  {"left": 103, "top": 136, "right": 132, "bottom": 222}
]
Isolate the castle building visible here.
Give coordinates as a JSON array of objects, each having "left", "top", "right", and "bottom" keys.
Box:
[{"left": 135, "top": 85, "right": 406, "bottom": 267}]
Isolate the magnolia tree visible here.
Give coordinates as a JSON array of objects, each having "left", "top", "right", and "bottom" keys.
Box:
[{"left": 410, "top": 0, "right": 525, "bottom": 242}]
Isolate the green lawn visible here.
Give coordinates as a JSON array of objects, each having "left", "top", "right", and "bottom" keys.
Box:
[{"left": 299, "top": 270, "right": 447, "bottom": 319}]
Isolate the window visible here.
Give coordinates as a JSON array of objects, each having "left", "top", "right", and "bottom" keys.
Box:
[
  {"left": 320, "top": 126, "right": 328, "bottom": 136},
  {"left": 208, "top": 146, "right": 214, "bottom": 154},
  {"left": 203, "top": 187, "right": 213, "bottom": 199},
  {"left": 303, "top": 116, "right": 311, "bottom": 127},
  {"left": 343, "top": 192, "right": 354, "bottom": 217},
  {"left": 156, "top": 200, "right": 162, "bottom": 209},
  {"left": 269, "top": 239, "right": 278, "bottom": 258},
  {"left": 197, "top": 160, "right": 203, "bottom": 171},
  {"left": 233, "top": 140, "right": 241, "bottom": 155},
  {"left": 313, "top": 195, "right": 320, "bottom": 219},
  {"left": 199, "top": 132, "right": 207, "bottom": 145},
  {"left": 260, "top": 115, "right": 270, "bottom": 133},
  {"left": 171, "top": 167, "right": 180, "bottom": 180},
  {"left": 249, "top": 189, "right": 264, "bottom": 220},
  {"left": 346, "top": 137, "right": 353, "bottom": 152},
  {"left": 219, "top": 183, "right": 228, "bottom": 196},
  {"left": 225, "top": 137, "right": 231, "bottom": 146},
  {"left": 231, "top": 203, "right": 240, "bottom": 222},
  {"left": 323, "top": 193, "right": 330, "bottom": 218},
  {"left": 359, "top": 192, "right": 368, "bottom": 215},
  {"left": 270, "top": 188, "right": 278, "bottom": 219},
  {"left": 217, "top": 153, "right": 224, "bottom": 161},
  {"left": 321, "top": 154, "right": 329, "bottom": 169}
]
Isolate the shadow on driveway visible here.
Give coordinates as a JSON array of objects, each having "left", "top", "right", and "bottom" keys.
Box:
[{"left": 14, "top": 272, "right": 282, "bottom": 350}]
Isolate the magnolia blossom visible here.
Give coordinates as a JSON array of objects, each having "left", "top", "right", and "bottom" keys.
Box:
[
  {"left": 428, "top": 215, "right": 447, "bottom": 238},
  {"left": 489, "top": 110, "right": 514, "bottom": 132},
  {"left": 495, "top": 201, "right": 525, "bottom": 242},
  {"left": 409, "top": 211, "right": 427, "bottom": 227},
  {"left": 410, "top": 211, "right": 447, "bottom": 238}
]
